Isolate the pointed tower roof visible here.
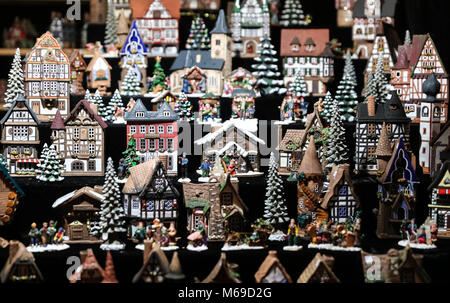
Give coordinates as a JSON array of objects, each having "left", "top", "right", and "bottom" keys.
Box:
[
  {"left": 51, "top": 110, "right": 65, "bottom": 130},
  {"left": 211, "top": 9, "right": 230, "bottom": 35},
  {"left": 102, "top": 251, "right": 118, "bottom": 283},
  {"left": 165, "top": 251, "right": 185, "bottom": 280},
  {"left": 376, "top": 123, "right": 392, "bottom": 157},
  {"left": 298, "top": 136, "right": 323, "bottom": 176},
  {"left": 120, "top": 20, "right": 148, "bottom": 55},
  {"left": 379, "top": 138, "right": 419, "bottom": 184}
]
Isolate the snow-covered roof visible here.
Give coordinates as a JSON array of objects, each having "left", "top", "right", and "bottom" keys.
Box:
[
  {"left": 194, "top": 119, "right": 265, "bottom": 146},
  {"left": 52, "top": 186, "right": 104, "bottom": 208}
]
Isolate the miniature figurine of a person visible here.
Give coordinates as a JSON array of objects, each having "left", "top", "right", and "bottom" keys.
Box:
[
  {"left": 134, "top": 221, "right": 147, "bottom": 243},
  {"left": 287, "top": 218, "right": 299, "bottom": 246},
  {"left": 40, "top": 222, "right": 50, "bottom": 246},
  {"left": 167, "top": 221, "right": 177, "bottom": 246},
  {"left": 228, "top": 159, "right": 237, "bottom": 176},
  {"left": 200, "top": 158, "right": 211, "bottom": 177},
  {"left": 151, "top": 218, "right": 162, "bottom": 246},
  {"left": 187, "top": 221, "right": 207, "bottom": 247},
  {"left": 160, "top": 225, "right": 169, "bottom": 247},
  {"left": 179, "top": 152, "right": 189, "bottom": 179},
  {"left": 54, "top": 227, "right": 65, "bottom": 244},
  {"left": 202, "top": 103, "right": 213, "bottom": 121},
  {"left": 430, "top": 222, "right": 438, "bottom": 243},
  {"left": 248, "top": 104, "right": 255, "bottom": 119},
  {"left": 48, "top": 220, "right": 57, "bottom": 244},
  {"left": 407, "top": 218, "right": 417, "bottom": 241},
  {"left": 117, "top": 158, "right": 128, "bottom": 179},
  {"left": 29, "top": 223, "right": 40, "bottom": 246},
  {"left": 417, "top": 227, "right": 427, "bottom": 244}
]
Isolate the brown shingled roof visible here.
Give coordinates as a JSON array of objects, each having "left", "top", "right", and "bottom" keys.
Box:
[
  {"left": 376, "top": 123, "right": 392, "bottom": 157},
  {"left": 278, "top": 129, "right": 305, "bottom": 151},
  {"left": 298, "top": 135, "right": 322, "bottom": 176},
  {"left": 123, "top": 158, "right": 160, "bottom": 194},
  {"left": 65, "top": 100, "right": 108, "bottom": 129},
  {"left": 254, "top": 250, "right": 292, "bottom": 283},
  {"left": 130, "top": 0, "right": 180, "bottom": 19},
  {"left": 280, "top": 29, "right": 330, "bottom": 57},
  {"left": 51, "top": 109, "right": 65, "bottom": 130},
  {"left": 297, "top": 253, "right": 339, "bottom": 283}
]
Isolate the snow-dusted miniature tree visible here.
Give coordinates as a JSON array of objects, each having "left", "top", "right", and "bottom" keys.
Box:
[
  {"left": 251, "top": 36, "right": 287, "bottom": 96},
  {"left": 263, "top": 153, "right": 289, "bottom": 228},
  {"left": 335, "top": 73, "right": 358, "bottom": 122},
  {"left": 99, "top": 157, "right": 127, "bottom": 246},
  {"left": 0, "top": 154, "right": 8, "bottom": 171},
  {"left": 105, "top": 89, "right": 124, "bottom": 122},
  {"left": 35, "top": 143, "right": 49, "bottom": 180},
  {"left": 150, "top": 57, "right": 167, "bottom": 93},
  {"left": 4, "top": 48, "right": 25, "bottom": 107},
  {"left": 36, "top": 146, "right": 64, "bottom": 182},
  {"left": 90, "top": 89, "right": 107, "bottom": 118},
  {"left": 84, "top": 89, "right": 92, "bottom": 101},
  {"left": 289, "top": 70, "right": 309, "bottom": 97},
  {"left": 320, "top": 91, "right": 334, "bottom": 119},
  {"left": 185, "top": 16, "right": 210, "bottom": 50},
  {"left": 325, "top": 99, "right": 349, "bottom": 168},
  {"left": 120, "top": 69, "right": 141, "bottom": 96},
  {"left": 364, "top": 74, "right": 376, "bottom": 101},
  {"left": 404, "top": 30, "right": 411, "bottom": 46},
  {"left": 343, "top": 51, "right": 357, "bottom": 87},
  {"left": 122, "top": 135, "right": 141, "bottom": 176},
  {"left": 104, "top": 1, "right": 118, "bottom": 46},
  {"left": 174, "top": 92, "right": 193, "bottom": 121},
  {"left": 372, "top": 55, "right": 390, "bottom": 104},
  {"left": 280, "top": 0, "right": 309, "bottom": 27}
]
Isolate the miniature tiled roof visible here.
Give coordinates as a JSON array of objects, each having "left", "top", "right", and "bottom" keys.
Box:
[
  {"left": 278, "top": 129, "right": 305, "bottom": 151},
  {"left": 357, "top": 91, "right": 410, "bottom": 123},
  {"left": 379, "top": 138, "right": 419, "bottom": 184},
  {"left": 280, "top": 29, "right": 330, "bottom": 57},
  {"left": 123, "top": 159, "right": 159, "bottom": 194},
  {"left": 125, "top": 98, "right": 179, "bottom": 122},
  {"left": 0, "top": 94, "right": 40, "bottom": 125},
  {"left": 211, "top": 9, "right": 230, "bottom": 35},
  {"left": 170, "top": 50, "right": 224, "bottom": 71},
  {"left": 50, "top": 110, "right": 65, "bottom": 130},
  {"left": 321, "top": 164, "right": 359, "bottom": 209},
  {"left": 65, "top": 100, "right": 108, "bottom": 129},
  {"left": 200, "top": 253, "right": 241, "bottom": 283},
  {"left": 408, "top": 34, "right": 428, "bottom": 70},
  {"left": 52, "top": 186, "right": 104, "bottom": 209},
  {"left": 298, "top": 135, "right": 322, "bottom": 176},
  {"left": 0, "top": 241, "right": 43, "bottom": 283},
  {"left": 394, "top": 44, "right": 413, "bottom": 68},
  {"left": 254, "top": 250, "right": 292, "bottom": 283},
  {"left": 375, "top": 123, "right": 392, "bottom": 157},
  {"left": 130, "top": 0, "right": 180, "bottom": 19},
  {"left": 297, "top": 253, "right": 339, "bottom": 283}
]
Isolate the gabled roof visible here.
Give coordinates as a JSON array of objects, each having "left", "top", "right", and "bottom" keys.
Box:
[
  {"left": 51, "top": 110, "right": 65, "bottom": 130},
  {"left": 357, "top": 91, "right": 410, "bottom": 123},
  {"left": 379, "top": 138, "right": 419, "bottom": 184},
  {"left": 170, "top": 50, "right": 224, "bottom": 71},
  {"left": 298, "top": 135, "right": 322, "bottom": 176},
  {"left": 409, "top": 34, "right": 448, "bottom": 77},
  {"left": 211, "top": 9, "right": 230, "bottom": 35},
  {"left": 0, "top": 163, "right": 25, "bottom": 197},
  {"left": 0, "top": 94, "right": 40, "bottom": 125},
  {"left": 321, "top": 164, "right": 359, "bottom": 209},
  {"left": 130, "top": 0, "right": 180, "bottom": 19},
  {"left": 69, "top": 49, "right": 86, "bottom": 70},
  {"left": 86, "top": 51, "right": 112, "bottom": 72},
  {"left": 151, "top": 90, "right": 175, "bottom": 103},
  {"left": 52, "top": 186, "right": 104, "bottom": 209},
  {"left": 125, "top": 98, "right": 179, "bottom": 122},
  {"left": 297, "top": 253, "right": 339, "bottom": 283},
  {"left": 278, "top": 129, "right": 305, "bottom": 152},
  {"left": 280, "top": 29, "right": 330, "bottom": 57},
  {"left": 428, "top": 160, "right": 450, "bottom": 191},
  {"left": 120, "top": 20, "right": 148, "bottom": 55},
  {"left": 0, "top": 241, "right": 43, "bottom": 283},
  {"left": 65, "top": 100, "right": 108, "bottom": 129},
  {"left": 200, "top": 253, "right": 241, "bottom": 283},
  {"left": 220, "top": 174, "right": 248, "bottom": 212},
  {"left": 33, "top": 31, "right": 62, "bottom": 49},
  {"left": 254, "top": 250, "right": 292, "bottom": 283},
  {"left": 132, "top": 246, "right": 170, "bottom": 283}
]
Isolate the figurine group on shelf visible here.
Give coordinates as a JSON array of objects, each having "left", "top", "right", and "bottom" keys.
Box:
[
  {"left": 133, "top": 219, "right": 179, "bottom": 251},
  {"left": 398, "top": 218, "right": 438, "bottom": 249},
  {"left": 27, "top": 221, "right": 69, "bottom": 252}
]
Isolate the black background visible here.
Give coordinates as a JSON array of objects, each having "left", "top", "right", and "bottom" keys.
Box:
[{"left": 0, "top": 0, "right": 449, "bottom": 284}]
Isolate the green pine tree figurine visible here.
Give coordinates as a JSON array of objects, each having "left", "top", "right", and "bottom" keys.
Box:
[
  {"left": 325, "top": 99, "right": 349, "bottom": 168},
  {"left": 335, "top": 72, "right": 358, "bottom": 122},
  {"left": 90, "top": 89, "right": 107, "bottom": 118},
  {"left": 121, "top": 69, "right": 141, "bottom": 96},
  {"left": 320, "top": 91, "right": 334, "bottom": 120},
  {"left": 122, "top": 134, "right": 141, "bottom": 177},
  {"left": 150, "top": 56, "right": 167, "bottom": 94}
]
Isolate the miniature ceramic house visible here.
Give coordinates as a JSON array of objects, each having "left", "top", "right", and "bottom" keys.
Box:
[
  {"left": 254, "top": 250, "right": 292, "bottom": 283},
  {"left": 199, "top": 252, "right": 241, "bottom": 283},
  {"left": 352, "top": 0, "right": 397, "bottom": 59},
  {"left": 0, "top": 94, "right": 40, "bottom": 177},
  {"left": 0, "top": 164, "right": 25, "bottom": 226},
  {"left": 280, "top": 29, "right": 335, "bottom": 96},
  {"left": 181, "top": 0, "right": 220, "bottom": 10},
  {"left": 198, "top": 93, "right": 220, "bottom": 122},
  {"left": 355, "top": 93, "right": 411, "bottom": 174},
  {"left": 170, "top": 10, "right": 232, "bottom": 96},
  {"left": 69, "top": 249, "right": 118, "bottom": 283},
  {"left": 335, "top": 0, "right": 355, "bottom": 27},
  {"left": 231, "top": 89, "right": 256, "bottom": 120},
  {"left": 133, "top": 244, "right": 170, "bottom": 283},
  {"left": 24, "top": 31, "right": 70, "bottom": 121},
  {"left": 120, "top": 20, "right": 148, "bottom": 93},
  {"left": 321, "top": 164, "right": 359, "bottom": 224},
  {"left": 376, "top": 138, "right": 419, "bottom": 239},
  {"left": 361, "top": 247, "right": 431, "bottom": 283},
  {"left": 122, "top": 158, "right": 180, "bottom": 231},
  {"left": 69, "top": 50, "right": 87, "bottom": 96},
  {"left": 231, "top": 0, "right": 270, "bottom": 58},
  {"left": 125, "top": 99, "right": 179, "bottom": 175},
  {"left": 129, "top": 0, "right": 180, "bottom": 57},
  {"left": 428, "top": 160, "right": 450, "bottom": 239},
  {"left": 297, "top": 253, "right": 340, "bottom": 283},
  {"left": 85, "top": 51, "right": 113, "bottom": 96},
  {"left": 194, "top": 119, "right": 266, "bottom": 176},
  {"left": 0, "top": 240, "right": 43, "bottom": 283},
  {"left": 223, "top": 67, "right": 257, "bottom": 97},
  {"left": 277, "top": 129, "right": 305, "bottom": 175},
  {"left": 364, "top": 35, "right": 394, "bottom": 86},
  {"left": 50, "top": 101, "right": 108, "bottom": 176},
  {"left": 430, "top": 120, "right": 450, "bottom": 177},
  {"left": 151, "top": 90, "right": 177, "bottom": 111},
  {"left": 52, "top": 186, "right": 104, "bottom": 243},
  {"left": 183, "top": 174, "right": 248, "bottom": 241}
]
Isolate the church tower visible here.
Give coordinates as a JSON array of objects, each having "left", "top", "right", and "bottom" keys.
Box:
[{"left": 211, "top": 9, "right": 232, "bottom": 76}]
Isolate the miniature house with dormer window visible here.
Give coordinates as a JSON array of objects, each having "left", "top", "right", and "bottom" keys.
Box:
[
  {"left": 85, "top": 51, "right": 112, "bottom": 96},
  {"left": 69, "top": 49, "right": 87, "bottom": 96}
]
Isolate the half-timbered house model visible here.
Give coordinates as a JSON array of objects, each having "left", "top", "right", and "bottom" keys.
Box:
[
  {"left": 50, "top": 101, "right": 108, "bottom": 176},
  {"left": 223, "top": 67, "right": 257, "bottom": 97},
  {"left": 376, "top": 137, "right": 419, "bottom": 239},
  {"left": 428, "top": 160, "right": 450, "bottom": 239},
  {"left": 231, "top": 0, "right": 270, "bottom": 58},
  {"left": 390, "top": 33, "right": 449, "bottom": 124},
  {"left": 199, "top": 252, "right": 241, "bottom": 283},
  {"left": 430, "top": 120, "right": 450, "bottom": 177},
  {"left": 85, "top": 51, "right": 113, "bottom": 96},
  {"left": 129, "top": 0, "right": 180, "bottom": 57},
  {"left": 68, "top": 49, "right": 87, "bottom": 95},
  {"left": 52, "top": 186, "right": 104, "bottom": 243},
  {"left": 181, "top": 0, "right": 220, "bottom": 10},
  {"left": 0, "top": 94, "right": 40, "bottom": 176},
  {"left": 364, "top": 35, "right": 394, "bottom": 86},
  {"left": 169, "top": 9, "right": 232, "bottom": 96},
  {"left": 355, "top": 92, "right": 411, "bottom": 174},
  {"left": 352, "top": 0, "right": 397, "bottom": 59},
  {"left": 122, "top": 158, "right": 180, "bottom": 234},
  {"left": 361, "top": 247, "right": 431, "bottom": 283},
  {"left": 280, "top": 29, "right": 335, "bottom": 96},
  {"left": 297, "top": 253, "right": 340, "bottom": 283},
  {"left": 0, "top": 240, "right": 43, "bottom": 283},
  {"left": 0, "top": 164, "right": 25, "bottom": 226},
  {"left": 336, "top": 0, "right": 355, "bottom": 27},
  {"left": 125, "top": 99, "right": 179, "bottom": 175},
  {"left": 231, "top": 89, "right": 256, "bottom": 120},
  {"left": 24, "top": 31, "right": 70, "bottom": 122},
  {"left": 194, "top": 119, "right": 265, "bottom": 177},
  {"left": 254, "top": 250, "right": 292, "bottom": 283},
  {"left": 183, "top": 174, "right": 248, "bottom": 241},
  {"left": 321, "top": 164, "right": 359, "bottom": 224},
  {"left": 120, "top": 20, "right": 148, "bottom": 94}
]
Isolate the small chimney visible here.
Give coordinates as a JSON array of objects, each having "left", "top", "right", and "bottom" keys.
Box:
[
  {"left": 90, "top": 103, "right": 98, "bottom": 115},
  {"left": 367, "top": 96, "right": 376, "bottom": 116}
]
